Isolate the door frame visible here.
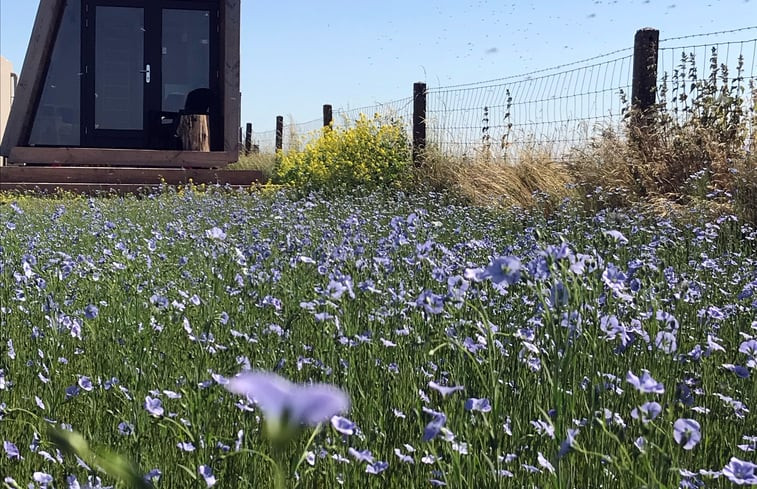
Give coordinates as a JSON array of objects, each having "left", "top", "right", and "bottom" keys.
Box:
[{"left": 80, "top": 0, "right": 220, "bottom": 149}]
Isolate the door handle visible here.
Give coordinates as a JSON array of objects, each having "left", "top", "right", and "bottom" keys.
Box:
[{"left": 139, "top": 64, "right": 151, "bottom": 84}]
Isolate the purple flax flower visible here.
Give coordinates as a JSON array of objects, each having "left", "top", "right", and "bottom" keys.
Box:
[
  {"left": 331, "top": 416, "right": 356, "bottom": 435},
  {"left": 225, "top": 371, "right": 349, "bottom": 427},
  {"left": 416, "top": 290, "right": 445, "bottom": 315},
  {"left": 177, "top": 441, "right": 196, "bottom": 452},
  {"left": 558, "top": 428, "right": 580, "bottom": 458},
  {"left": 423, "top": 410, "right": 447, "bottom": 442},
  {"left": 366, "top": 461, "right": 388, "bottom": 475},
  {"left": 630, "top": 402, "right": 662, "bottom": 424},
  {"left": 604, "top": 230, "right": 629, "bottom": 244},
  {"left": 655, "top": 331, "right": 678, "bottom": 354},
  {"left": 394, "top": 448, "right": 414, "bottom": 464},
  {"left": 348, "top": 448, "right": 374, "bottom": 464},
  {"left": 118, "top": 422, "right": 134, "bottom": 436},
  {"left": 626, "top": 370, "right": 665, "bottom": 394},
  {"left": 484, "top": 256, "right": 522, "bottom": 286},
  {"left": 33, "top": 472, "right": 53, "bottom": 486},
  {"left": 537, "top": 452, "right": 555, "bottom": 474},
  {"left": 4, "top": 440, "right": 21, "bottom": 460},
  {"left": 84, "top": 304, "right": 99, "bottom": 320},
  {"left": 723, "top": 457, "right": 757, "bottom": 485},
  {"left": 144, "top": 396, "right": 164, "bottom": 417},
  {"left": 464, "top": 398, "right": 492, "bottom": 413},
  {"left": 205, "top": 227, "right": 226, "bottom": 240},
  {"left": 198, "top": 465, "right": 216, "bottom": 487},
  {"left": 723, "top": 364, "right": 750, "bottom": 379},
  {"left": 428, "top": 381, "right": 464, "bottom": 397},
  {"left": 673, "top": 418, "right": 701, "bottom": 450}
]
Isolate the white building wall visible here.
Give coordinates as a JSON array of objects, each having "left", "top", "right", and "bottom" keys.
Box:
[{"left": 1, "top": 56, "right": 16, "bottom": 165}]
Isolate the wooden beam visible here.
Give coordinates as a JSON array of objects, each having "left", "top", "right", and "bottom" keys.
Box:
[
  {"left": 222, "top": 0, "right": 241, "bottom": 158},
  {"left": 8, "top": 147, "right": 237, "bottom": 168},
  {"left": 0, "top": 0, "right": 65, "bottom": 157},
  {"left": 0, "top": 166, "right": 263, "bottom": 185}
]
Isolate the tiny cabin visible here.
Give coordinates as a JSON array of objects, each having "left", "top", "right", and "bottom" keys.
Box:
[{"left": 0, "top": 0, "right": 240, "bottom": 168}]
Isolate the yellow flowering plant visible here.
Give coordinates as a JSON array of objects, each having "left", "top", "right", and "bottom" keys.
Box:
[{"left": 274, "top": 113, "right": 411, "bottom": 189}]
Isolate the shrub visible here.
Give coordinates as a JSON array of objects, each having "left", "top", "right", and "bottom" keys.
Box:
[
  {"left": 569, "top": 48, "right": 757, "bottom": 216},
  {"left": 273, "top": 113, "right": 411, "bottom": 189}
]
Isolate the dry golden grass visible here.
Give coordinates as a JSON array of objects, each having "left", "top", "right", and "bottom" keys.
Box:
[
  {"left": 418, "top": 147, "right": 577, "bottom": 211},
  {"left": 228, "top": 152, "right": 277, "bottom": 179}
]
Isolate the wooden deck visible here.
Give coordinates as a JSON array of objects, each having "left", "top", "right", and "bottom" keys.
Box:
[{"left": 0, "top": 166, "right": 264, "bottom": 194}]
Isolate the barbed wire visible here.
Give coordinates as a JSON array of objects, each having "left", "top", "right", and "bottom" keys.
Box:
[{"left": 660, "top": 25, "right": 757, "bottom": 43}]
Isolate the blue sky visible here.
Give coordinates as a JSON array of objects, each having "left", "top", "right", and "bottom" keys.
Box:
[{"left": 1, "top": 0, "right": 754, "bottom": 133}]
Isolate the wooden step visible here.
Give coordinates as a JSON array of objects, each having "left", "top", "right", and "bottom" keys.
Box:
[{"left": 0, "top": 166, "right": 265, "bottom": 193}]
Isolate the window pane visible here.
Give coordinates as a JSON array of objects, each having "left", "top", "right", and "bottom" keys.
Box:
[
  {"left": 162, "top": 9, "right": 210, "bottom": 113},
  {"left": 29, "top": 0, "right": 81, "bottom": 146},
  {"left": 95, "top": 6, "right": 144, "bottom": 131}
]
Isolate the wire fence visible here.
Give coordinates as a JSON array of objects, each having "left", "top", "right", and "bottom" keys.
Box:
[{"left": 246, "top": 26, "right": 757, "bottom": 161}]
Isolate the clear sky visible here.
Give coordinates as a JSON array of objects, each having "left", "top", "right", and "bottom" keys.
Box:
[{"left": 1, "top": 0, "right": 755, "bottom": 133}]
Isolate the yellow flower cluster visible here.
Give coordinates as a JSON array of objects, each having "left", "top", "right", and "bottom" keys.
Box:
[{"left": 274, "top": 113, "right": 411, "bottom": 189}]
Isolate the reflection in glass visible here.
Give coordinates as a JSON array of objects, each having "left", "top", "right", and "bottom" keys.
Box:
[
  {"left": 29, "top": 0, "right": 81, "bottom": 146},
  {"left": 162, "top": 9, "right": 210, "bottom": 114},
  {"left": 95, "top": 6, "right": 144, "bottom": 130}
]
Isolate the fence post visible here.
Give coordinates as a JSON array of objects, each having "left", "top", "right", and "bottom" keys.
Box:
[
  {"left": 631, "top": 28, "right": 660, "bottom": 117},
  {"left": 245, "top": 123, "right": 252, "bottom": 155},
  {"left": 275, "top": 116, "right": 284, "bottom": 152},
  {"left": 630, "top": 28, "right": 659, "bottom": 197},
  {"left": 323, "top": 104, "right": 333, "bottom": 128},
  {"left": 413, "top": 82, "right": 427, "bottom": 167}
]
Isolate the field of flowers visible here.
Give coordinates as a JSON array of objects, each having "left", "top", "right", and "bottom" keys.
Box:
[{"left": 1, "top": 187, "right": 756, "bottom": 488}]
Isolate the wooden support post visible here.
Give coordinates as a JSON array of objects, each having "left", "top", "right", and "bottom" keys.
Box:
[
  {"left": 631, "top": 28, "right": 660, "bottom": 116},
  {"left": 178, "top": 114, "right": 210, "bottom": 152},
  {"left": 629, "top": 27, "right": 660, "bottom": 197},
  {"left": 275, "top": 116, "right": 284, "bottom": 151},
  {"left": 413, "top": 82, "right": 427, "bottom": 167},
  {"left": 323, "top": 104, "right": 333, "bottom": 128},
  {"left": 245, "top": 122, "right": 252, "bottom": 155}
]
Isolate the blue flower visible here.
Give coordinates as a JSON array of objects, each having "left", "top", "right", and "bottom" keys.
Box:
[
  {"left": 428, "top": 381, "right": 464, "bottom": 397},
  {"left": 464, "top": 398, "right": 492, "bottom": 413},
  {"left": 673, "top": 418, "right": 701, "bottom": 450},
  {"left": 626, "top": 370, "right": 665, "bottom": 394},
  {"left": 422, "top": 408, "right": 447, "bottom": 442},
  {"left": 484, "top": 256, "right": 522, "bottom": 286},
  {"left": 630, "top": 402, "right": 662, "bottom": 424},
  {"left": 723, "top": 457, "right": 757, "bottom": 485},
  {"left": 144, "top": 396, "right": 164, "bottom": 417},
  {"left": 198, "top": 465, "right": 216, "bottom": 487},
  {"left": 225, "top": 371, "right": 349, "bottom": 427},
  {"left": 331, "top": 416, "right": 356, "bottom": 435}
]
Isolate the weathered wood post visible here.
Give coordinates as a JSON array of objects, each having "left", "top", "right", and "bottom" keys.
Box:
[
  {"left": 178, "top": 114, "right": 210, "bottom": 152},
  {"left": 413, "top": 82, "right": 427, "bottom": 167},
  {"left": 631, "top": 28, "right": 660, "bottom": 119},
  {"left": 323, "top": 104, "right": 333, "bottom": 128},
  {"left": 629, "top": 28, "right": 660, "bottom": 196},
  {"left": 244, "top": 122, "right": 252, "bottom": 155},
  {"left": 275, "top": 116, "right": 284, "bottom": 152}
]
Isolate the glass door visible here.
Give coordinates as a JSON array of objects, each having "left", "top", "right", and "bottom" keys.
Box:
[
  {"left": 82, "top": 2, "right": 148, "bottom": 148},
  {"left": 82, "top": 1, "right": 220, "bottom": 150}
]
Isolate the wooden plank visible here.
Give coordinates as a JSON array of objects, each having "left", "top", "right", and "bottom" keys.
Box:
[
  {"left": 223, "top": 0, "right": 241, "bottom": 157},
  {"left": 1, "top": 181, "right": 262, "bottom": 195},
  {"left": 0, "top": 183, "right": 161, "bottom": 194},
  {"left": 8, "top": 147, "right": 236, "bottom": 167},
  {"left": 0, "top": 0, "right": 65, "bottom": 157},
  {"left": 0, "top": 166, "right": 263, "bottom": 185}
]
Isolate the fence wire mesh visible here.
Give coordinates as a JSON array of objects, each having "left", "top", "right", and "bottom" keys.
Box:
[
  {"left": 657, "top": 37, "right": 757, "bottom": 142},
  {"left": 427, "top": 52, "right": 634, "bottom": 161},
  {"left": 248, "top": 26, "right": 757, "bottom": 160}
]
